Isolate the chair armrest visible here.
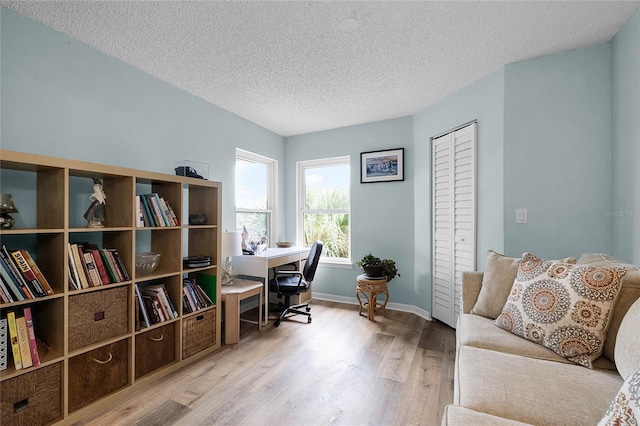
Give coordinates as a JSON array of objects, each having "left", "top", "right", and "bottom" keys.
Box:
[{"left": 461, "top": 271, "right": 484, "bottom": 314}]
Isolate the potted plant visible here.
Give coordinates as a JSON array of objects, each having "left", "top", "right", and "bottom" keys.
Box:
[{"left": 356, "top": 252, "right": 401, "bottom": 282}]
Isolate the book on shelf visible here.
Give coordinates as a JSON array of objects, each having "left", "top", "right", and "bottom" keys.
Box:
[
  {"left": 20, "top": 249, "right": 54, "bottom": 295},
  {"left": 149, "top": 194, "right": 170, "bottom": 227},
  {"left": 0, "top": 318, "right": 7, "bottom": 371},
  {"left": 0, "top": 245, "right": 34, "bottom": 300},
  {"left": 0, "top": 261, "right": 24, "bottom": 301},
  {"left": 141, "top": 284, "right": 177, "bottom": 320},
  {"left": 108, "top": 249, "right": 130, "bottom": 281},
  {"left": 82, "top": 251, "right": 103, "bottom": 286},
  {"left": 10, "top": 250, "right": 47, "bottom": 297},
  {"left": 0, "top": 276, "right": 13, "bottom": 303},
  {"left": 142, "top": 295, "right": 165, "bottom": 324},
  {"left": 88, "top": 248, "right": 111, "bottom": 285},
  {"left": 69, "top": 244, "right": 90, "bottom": 289},
  {"left": 15, "top": 315, "right": 33, "bottom": 368},
  {"left": 135, "top": 195, "right": 145, "bottom": 227},
  {"left": 67, "top": 244, "right": 129, "bottom": 289},
  {"left": 182, "top": 278, "right": 213, "bottom": 313},
  {"left": 23, "top": 307, "right": 41, "bottom": 367},
  {"left": 134, "top": 284, "right": 151, "bottom": 329},
  {"left": 138, "top": 193, "right": 179, "bottom": 227},
  {"left": 7, "top": 311, "right": 22, "bottom": 370}
]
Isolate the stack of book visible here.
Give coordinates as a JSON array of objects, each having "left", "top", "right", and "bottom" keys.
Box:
[
  {"left": 182, "top": 278, "right": 214, "bottom": 313},
  {"left": 2, "top": 307, "right": 42, "bottom": 371},
  {"left": 0, "top": 245, "right": 54, "bottom": 302},
  {"left": 135, "top": 283, "right": 178, "bottom": 328},
  {"left": 68, "top": 243, "right": 130, "bottom": 290},
  {"left": 136, "top": 193, "right": 179, "bottom": 228}
]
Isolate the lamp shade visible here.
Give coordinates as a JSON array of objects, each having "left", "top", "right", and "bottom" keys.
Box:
[{"left": 222, "top": 232, "right": 243, "bottom": 257}]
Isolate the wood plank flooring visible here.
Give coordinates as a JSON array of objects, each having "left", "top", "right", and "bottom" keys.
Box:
[{"left": 73, "top": 300, "right": 456, "bottom": 426}]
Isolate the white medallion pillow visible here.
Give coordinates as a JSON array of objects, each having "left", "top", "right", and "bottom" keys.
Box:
[
  {"left": 598, "top": 367, "right": 640, "bottom": 425},
  {"left": 495, "top": 253, "right": 628, "bottom": 368}
]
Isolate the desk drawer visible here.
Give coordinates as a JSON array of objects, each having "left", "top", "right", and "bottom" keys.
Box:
[{"left": 268, "top": 254, "right": 300, "bottom": 269}]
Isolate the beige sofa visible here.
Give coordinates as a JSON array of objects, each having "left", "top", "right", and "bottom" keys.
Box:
[{"left": 442, "top": 253, "right": 640, "bottom": 425}]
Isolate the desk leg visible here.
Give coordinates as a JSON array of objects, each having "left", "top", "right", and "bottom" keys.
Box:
[
  {"left": 224, "top": 294, "right": 240, "bottom": 345},
  {"left": 263, "top": 279, "right": 268, "bottom": 326}
]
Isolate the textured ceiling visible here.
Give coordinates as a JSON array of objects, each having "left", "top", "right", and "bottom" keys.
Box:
[{"left": 3, "top": 1, "right": 639, "bottom": 137}]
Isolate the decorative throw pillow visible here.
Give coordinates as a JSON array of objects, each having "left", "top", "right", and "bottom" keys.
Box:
[
  {"left": 472, "top": 250, "right": 577, "bottom": 319},
  {"left": 495, "top": 253, "right": 628, "bottom": 368},
  {"left": 598, "top": 367, "right": 640, "bottom": 426}
]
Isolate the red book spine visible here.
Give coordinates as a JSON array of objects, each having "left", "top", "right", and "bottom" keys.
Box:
[{"left": 23, "top": 307, "right": 41, "bottom": 367}]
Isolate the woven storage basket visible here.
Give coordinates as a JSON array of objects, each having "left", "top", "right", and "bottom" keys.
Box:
[
  {"left": 182, "top": 308, "right": 216, "bottom": 359},
  {"left": 0, "top": 362, "right": 62, "bottom": 426},
  {"left": 68, "top": 339, "right": 129, "bottom": 413},
  {"left": 68, "top": 286, "right": 129, "bottom": 352},
  {"left": 135, "top": 322, "right": 176, "bottom": 379}
]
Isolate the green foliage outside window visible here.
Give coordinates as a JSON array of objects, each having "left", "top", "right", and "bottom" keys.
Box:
[{"left": 304, "top": 189, "right": 349, "bottom": 259}]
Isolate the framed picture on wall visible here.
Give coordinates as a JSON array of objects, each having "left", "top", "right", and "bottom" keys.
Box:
[{"left": 360, "top": 148, "right": 404, "bottom": 183}]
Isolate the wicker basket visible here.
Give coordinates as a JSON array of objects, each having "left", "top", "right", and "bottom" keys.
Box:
[
  {"left": 182, "top": 308, "right": 216, "bottom": 359},
  {"left": 68, "top": 286, "right": 129, "bottom": 351},
  {"left": 135, "top": 322, "right": 176, "bottom": 379},
  {"left": 0, "top": 362, "right": 62, "bottom": 426},
  {"left": 68, "top": 339, "right": 129, "bottom": 413}
]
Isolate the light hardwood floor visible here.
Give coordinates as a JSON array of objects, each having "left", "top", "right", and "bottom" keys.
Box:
[{"left": 74, "top": 300, "right": 456, "bottom": 426}]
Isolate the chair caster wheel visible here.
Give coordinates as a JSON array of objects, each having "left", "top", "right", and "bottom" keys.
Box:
[
  {"left": 274, "top": 320, "right": 280, "bottom": 327},
  {"left": 307, "top": 317, "right": 312, "bottom": 323},
  {"left": 305, "top": 306, "right": 311, "bottom": 312}
]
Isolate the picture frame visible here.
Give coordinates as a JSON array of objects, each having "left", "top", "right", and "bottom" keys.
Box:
[{"left": 360, "top": 148, "right": 404, "bottom": 183}]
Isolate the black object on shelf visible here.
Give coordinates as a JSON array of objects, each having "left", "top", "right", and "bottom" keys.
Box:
[{"left": 183, "top": 256, "right": 211, "bottom": 268}]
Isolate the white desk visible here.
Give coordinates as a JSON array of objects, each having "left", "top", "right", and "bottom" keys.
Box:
[{"left": 232, "top": 247, "right": 310, "bottom": 325}]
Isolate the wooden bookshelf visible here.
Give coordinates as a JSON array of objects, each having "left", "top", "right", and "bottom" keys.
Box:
[{"left": 0, "top": 149, "right": 221, "bottom": 425}]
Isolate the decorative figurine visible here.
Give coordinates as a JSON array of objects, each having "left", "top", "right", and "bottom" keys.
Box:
[{"left": 83, "top": 178, "right": 106, "bottom": 228}]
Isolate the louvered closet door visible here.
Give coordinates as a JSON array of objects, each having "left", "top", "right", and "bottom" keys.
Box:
[{"left": 432, "top": 122, "right": 476, "bottom": 328}]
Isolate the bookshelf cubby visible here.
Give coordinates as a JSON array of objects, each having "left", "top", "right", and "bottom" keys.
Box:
[{"left": 0, "top": 150, "right": 221, "bottom": 425}]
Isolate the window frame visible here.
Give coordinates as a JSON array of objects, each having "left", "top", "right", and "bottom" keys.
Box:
[
  {"left": 296, "top": 155, "right": 351, "bottom": 267},
  {"left": 235, "top": 148, "right": 277, "bottom": 244}
]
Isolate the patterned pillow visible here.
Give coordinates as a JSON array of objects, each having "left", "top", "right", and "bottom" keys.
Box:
[
  {"left": 495, "top": 253, "right": 627, "bottom": 368},
  {"left": 598, "top": 367, "right": 640, "bottom": 425}
]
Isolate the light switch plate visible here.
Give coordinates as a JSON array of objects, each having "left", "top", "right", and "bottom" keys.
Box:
[{"left": 516, "top": 208, "right": 527, "bottom": 224}]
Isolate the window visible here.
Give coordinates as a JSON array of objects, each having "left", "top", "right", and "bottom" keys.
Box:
[
  {"left": 235, "top": 149, "right": 276, "bottom": 244},
  {"left": 297, "top": 156, "right": 350, "bottom": 264}
]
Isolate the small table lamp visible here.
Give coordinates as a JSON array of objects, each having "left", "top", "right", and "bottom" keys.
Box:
[
  {"left": 0, "top": 194, "right": 19, "bottom": 229},
  {"left": 221, "top": 232, "right": 242, "bottom": 285}
]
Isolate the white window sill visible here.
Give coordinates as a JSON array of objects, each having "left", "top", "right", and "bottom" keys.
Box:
[{"left": 319, "top": 259, "right": 353, "bottom": 269}]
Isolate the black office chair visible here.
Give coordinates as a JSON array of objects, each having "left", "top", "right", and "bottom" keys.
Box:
[{"left": 269, "top": 241, "right": 323, "bottom": 327}]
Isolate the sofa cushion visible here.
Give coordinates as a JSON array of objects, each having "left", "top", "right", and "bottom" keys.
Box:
[
  {"left": 471, "top": 251, "right": 521, "bottom": 319},
  {"left": 495, "top": 253, "right": 627, "bottom": 368},
  {"left": 598, "top": 367, "right": 640, "bottom": 426},
  {"left": 442, "top": 405, "right": 531, "bottom": 426},
  {"left": 456, "top": 345, "right": 623, "bottom": 425},
  {"left": 577, "top": 253, "right": 640, "bottom": 364},
  {"left": 472, "top": 251, "right": 576, "bottom": 320},
  {"left": 615, "top": 297, "right": 640, "bottom": 380},
  {"left": 458, "top": 313, "right": 616, "bottom": 370}
]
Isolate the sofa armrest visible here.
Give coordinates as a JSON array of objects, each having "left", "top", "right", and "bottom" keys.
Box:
[{"left": 461, "top": 271, "right": 484, "bottom": 314}]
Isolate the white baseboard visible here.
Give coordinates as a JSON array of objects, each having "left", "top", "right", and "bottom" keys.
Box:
[
  {"left": 235, "top": 291, "right": 433, "bottom": 322},
  {"left": 312, "top": 292, "right": 433, "bottom": 321}
]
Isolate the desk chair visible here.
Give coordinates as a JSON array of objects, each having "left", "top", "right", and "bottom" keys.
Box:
[{"left": 269, "top": 241, "right": 322, "bottom": 327}]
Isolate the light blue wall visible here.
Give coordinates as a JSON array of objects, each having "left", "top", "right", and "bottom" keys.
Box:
[
  {"left": 2, "top": 5, "right": 639, "bottom": 315},
  {"left": 284, "top": 117, "right": 417, "bottom": 306},
  {"left": 611, "top": 9, "right": 640, "bottom": 264},
  {"left": 413, "top": 69, "right": 505, "bottom": 309},
  {"left": 0, "top": 7, "right": 286, "bottom": 235},
  {"left": 503, "top": 44, "right": 613, "bottom": 259}
]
